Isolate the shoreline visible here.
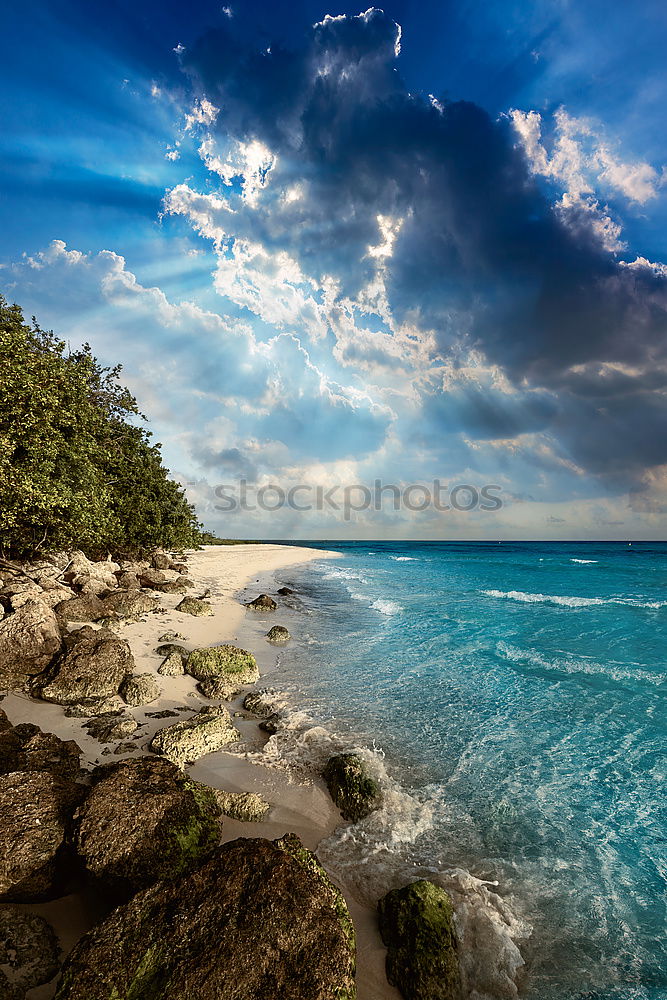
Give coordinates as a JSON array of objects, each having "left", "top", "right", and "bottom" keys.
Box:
[{"left": 4, "top": 543, "right": 399, "bottom": 1000}]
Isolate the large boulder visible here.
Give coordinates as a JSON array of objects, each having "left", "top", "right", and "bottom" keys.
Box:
[
  {"left": 0, "top": 906, "right": 61, "bottom": 995},
  {"left": 0, "top": 599, "right": 62, "bottom": 691},
  {"left": 150, "top": 706, "right": 240, "bottom": 767},
  {"left": 246, "top": 594, "right": 277, "bottom": 611},
  {"left": 0, "top": 722, "right": 81, "bottom": 779},
  {"left": 54, "top": 594, "right": 106, "bottom": 625},
  {"left": 138, "top": 568, "right": 167, "bottom": 589},
  {"left": 35, "top": 627, "right": 133, "bottom": 705},
  {"left": 101, "top": 590, "right": 159, "bottom": 619},
  {"left": 120, "top": 673, "right": 160, "bottom": 706},
  {"left": 175, "top": 597, "right": 213, "bottom": 617},
  {"left": 185, "top": 645, "right": 259, "bottom": 699},
  {"left": 322, "top": 753, "right": 382, "bottom": 822},
  {"left": 0, "top": 770, "right": 82, "bottom": 901},
  {"left": 243, "top": 689, "right": 277, "bottom": 717},
  {"left": 54, "top": 834, "right": 356, "bottom": 1000},
  {"left": 377, "top": 880, "right": 462, "bottom": 1000},
  {"left": 74, "top": 758, "right": 221, "bottom": 892}
]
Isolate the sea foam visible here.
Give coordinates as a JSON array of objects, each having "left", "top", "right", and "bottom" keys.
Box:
[{"left": 483, "top": 589, "right": 667, "bottom": 609}]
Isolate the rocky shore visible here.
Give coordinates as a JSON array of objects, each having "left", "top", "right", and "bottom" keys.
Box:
[{"left": 0, "top": 544, "right": 464, "bottom": 1000}]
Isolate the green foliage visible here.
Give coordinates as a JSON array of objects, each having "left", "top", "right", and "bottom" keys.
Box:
[{"left": 0, "top": 295, "right": 202, "bottom": 559}]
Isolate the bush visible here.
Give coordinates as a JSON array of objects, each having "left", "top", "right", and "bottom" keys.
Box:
[{"left": 0, "top": 295, "right": 201, "bottom": 559}]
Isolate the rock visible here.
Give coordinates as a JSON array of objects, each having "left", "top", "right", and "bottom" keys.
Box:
[
  {"left": 0, "top": 770, "right": 82, "bottom": 901},
  {"left": 150, "top": 706, "right": 240, "bottom": 766},
  {"left": 170, "top": 563, "right": 189, "bottom": 575},
  {"left": 151, "top": 551, "right": 171, "bottom": 571},
  {"left": 377, "top": 880, "right": 462, "bottom": 1000},
  {"left": 54, "top": 834, "right": 356, "bottom": 1000},
  {"left": 0, "top": 708, "right": 11, "bottom": 732},
  {"left": 0, "top": 723, "right": 81, "bottom": 779},
  {"left": 246, "top": 593, "right": 277, "bottom": 611},
  {"left": 259, "top": 713, "right": 282, "bottom": 734},
  {"left": 0, "top": 600, "right": 62, "bottom": 691},
  {"left": 154, "top": 643, "right": 188, "bottom": 658},
  {"left": 175, "top": 597, "right": 213, "bottom": 617},
  {"left": 158, "top": 652, "right": 186, "bottom": 677},
  {"left": 62, "top": 552, "right": 120, "bottom": 597},
  {"left": 120, "top": 673, "right": 160, "bottom": 707},
  {"left": 115, "top": 571, "right": 141, "bottom": 590},
  {"left": 138, "top": 568, "right": 167, "bottom": 589},
  {"left": 101, "top": 590, "right": 159, "bottom": 619},
  {"left": 54, "top": 594, "right": 106, "bottom": 624},
  {"left": 185, "top": 645, "right": 259, "bottom": 698},
  {"left": 277, "top": 586, "right": 294, "bottom": 595},
  {"left": 212, "top": 789, "right": 270, "bottom": 822},
  {"left": 0, "top": 906, "right": 61, "bottom": 994},
  {"left": 84, "top": 715, "right": 138, "bottom": 744},
  {"left": 322, "top": 753, "right": 382, "bottom": 822},
  {"left": 158, "top": 632, "right": 186, "bottom": 643},
  {"left": 154, "top": 580, "right": 190, "bottom": 594},
  {"left": 242, "top": 689, "right": 276, "bottom": 717},
  {"left": 36, "top": 627, "right": 133, "bottom": 705},
  {"left": 74, "top": 758, "right": 221, "bottom": 892},
  {"left": 267, "top": 625, "right": 291, "bottom": 642},
  {"left": 63, "top": 696, "right": 123, "bottom": 718}
]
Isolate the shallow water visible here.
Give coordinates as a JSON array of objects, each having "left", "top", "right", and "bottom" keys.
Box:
[{"left": 268, "top": 541, "right": 667, "bottom": 1000}]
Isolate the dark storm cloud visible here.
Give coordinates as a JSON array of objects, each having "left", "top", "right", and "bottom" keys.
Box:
[{"left": 182, "top": 7, "right": 667, "bottom": 484}]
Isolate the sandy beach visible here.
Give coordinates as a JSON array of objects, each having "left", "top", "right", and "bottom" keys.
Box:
[{"left": 3, "top": 543, "right": 400, "bottom": 1000}]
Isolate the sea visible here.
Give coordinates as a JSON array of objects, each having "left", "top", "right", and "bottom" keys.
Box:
[{"left": 258, "top": 540, "right": 666, "bottom": 1000}]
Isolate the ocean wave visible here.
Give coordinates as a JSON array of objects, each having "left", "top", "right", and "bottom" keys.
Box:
[
  {"left": 370, "top": 598, "right": 403, "bottom": 615},
  {"left": 244, "top": 690, "right": 528, "bottom": 1000},
  {"left": 483, "top": 589, "right": 667, "bottom": 609},
  {"left": 498, "top": 642, "right": 666, "bottom": 687},
  {"left": 390, "top": 555, "right": 417, "bottom": 561},
  {"left": 571, "top": 558, "right": 598, "bottom": 564},
  {"left": 322, "top": 565, "right": 370, "bottom": 584}
]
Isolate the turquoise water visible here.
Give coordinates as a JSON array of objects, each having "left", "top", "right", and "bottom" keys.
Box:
[{"left": 270, "top": 541, "right": 667, "bottom": 1000}]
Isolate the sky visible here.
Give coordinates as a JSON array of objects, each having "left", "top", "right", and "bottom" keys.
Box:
[{"left": 2, "top": 0, "right": 667, "bottom": 539}]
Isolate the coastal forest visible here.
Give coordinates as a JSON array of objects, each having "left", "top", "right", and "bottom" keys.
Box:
[{"left": 0, "top": 295, "right": 202, "bottom": 559}]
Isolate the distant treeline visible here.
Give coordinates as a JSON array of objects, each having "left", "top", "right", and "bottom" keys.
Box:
[{"left": 0, "top": 294, "right": 203, "bottom": 559}]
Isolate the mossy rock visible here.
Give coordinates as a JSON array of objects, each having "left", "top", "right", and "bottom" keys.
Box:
[
  {"left": 175, "top": 598, "right": 213, "bottom": 617},
  {"left": 266, "top": 625, "right": 291, "bottom": 642},
  {"left": 74, "top": 757, "right": 221, "bottom": 892},
  {"left": 322, "top": 753, "right": 382, "bottom": 822},
  {"left": 186, "top": 645, "right": 259, "bottom": 699},
  {"left": 377, "top": 880, "right": 461, "bottom": 1000},
  {"left": 54, "top": 836, "right": 356, "bottom": 1000}
]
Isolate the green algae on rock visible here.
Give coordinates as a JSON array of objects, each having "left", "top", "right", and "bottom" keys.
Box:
[
  {"left": 74, "top": 758, "right": 221, "bottom": 892},
  {"left": 149, "top": 705, "right": 240, "bottom": 766},
  {"left": 322, "top": 753, "right": 382, "bottom": 822},
  {"left": 185, "top": 644, "right": 259, "bottom": 698},
  {"left": 377, "top": 880, "right": 462, "bottom": 1000},
  {"left": 175, "top": 597, "right": 213, "bottom": 616},
  {"left": 54, "top": 835, "right": 356, "bottom": 1000}
]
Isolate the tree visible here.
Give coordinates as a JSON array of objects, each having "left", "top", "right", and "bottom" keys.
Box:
[{"left": 0, "top": 295, "right": 201, "bottom": 559}]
